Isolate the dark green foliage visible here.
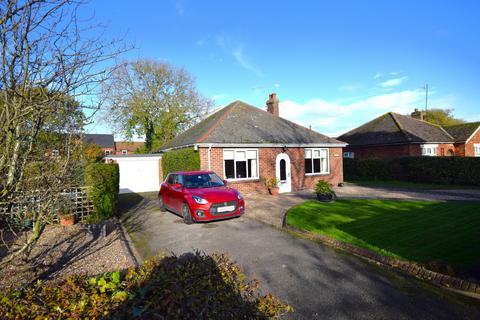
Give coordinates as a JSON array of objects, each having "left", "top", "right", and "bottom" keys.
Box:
[
  {"left": 161, "top": 148, "right": 200, "bottom": 179},
  {"left": 344, "top": 157, "right": 480, "bottom": 186},
  {"left": 315, "top": 180, "right": 335, "bottom": 195},
  {"left": 84, "top": 163, "right": 119, "bottom": 223},
  {"left": 0, "top": 252, "right": 291, "bottom": 319}
]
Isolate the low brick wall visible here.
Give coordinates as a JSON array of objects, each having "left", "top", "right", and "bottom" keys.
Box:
[{"left": 283, "top": 220, "right": 480, "bottom": 298}]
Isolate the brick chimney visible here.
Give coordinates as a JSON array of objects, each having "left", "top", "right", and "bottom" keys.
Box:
[
  {"left": 411, "top": 108, "right": 427, "bottom": 121},
  {"left": 266, "top": 93, "right": 279, "bottom": 116}
]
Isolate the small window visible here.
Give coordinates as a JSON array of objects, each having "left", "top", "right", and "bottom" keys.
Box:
[
  {"left": 52, "top": 149, "right": 59, "bottom": 157},
  {"left": 343, "top": 152, "right": 354, "bottom": 159},
  {"left": 305, "top": 148, "right": 329, "bottom": 174},
  {"left": 121, "top": 149, "right": 128, "bottom": 155},
  {"left": 421, "top": 144, "right": 438, "bottom": 157},
  {"left": 105, "top": 150, "right": 111, "bottom": 156},
  {"left": 223, "top": 149, "right": 258, "bottom": 180},
  {"left": 474, "top": 144, "right": 480, "bottom": 157},
  {"left": 280, "top": 159, "right": 286, "bottom": 181}
]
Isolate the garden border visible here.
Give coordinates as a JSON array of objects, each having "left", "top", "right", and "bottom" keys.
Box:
[{"left": 282, "top": 211, "right": 480, "bottom": 299}]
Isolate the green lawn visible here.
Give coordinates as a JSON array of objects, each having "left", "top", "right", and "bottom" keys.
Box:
[
  {"left": 287, "top": 200, "right": 480, "bottom": 268},
  {"left": 345, "top": 180, "right": 477, "bottom": 190}
]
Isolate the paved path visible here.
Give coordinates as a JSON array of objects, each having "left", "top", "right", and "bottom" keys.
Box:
[{"left": 122, "top": 196, "right": 480, "bottom": 320}]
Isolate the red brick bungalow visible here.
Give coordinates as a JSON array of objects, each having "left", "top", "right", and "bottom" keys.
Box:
[
  {"left": 158, "top": 94, "right": 347, "bottom": 194},
  {"left": 338, "top": 112, "right": 457, "bottom": 159},
  {"left": 444, "top": 122, "right": 480, "bottom": 157},
  {"left": 83, "top": 134, "right": 115, "bottom": 156}
]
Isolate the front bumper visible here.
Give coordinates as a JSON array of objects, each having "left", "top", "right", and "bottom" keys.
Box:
[{"left": 191, "top": 199, "right": 245, "bottom": 221}]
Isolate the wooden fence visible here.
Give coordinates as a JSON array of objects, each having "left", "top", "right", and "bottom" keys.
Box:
[{"left": 0, "top": 187, "right": 93, "bottom": 225}]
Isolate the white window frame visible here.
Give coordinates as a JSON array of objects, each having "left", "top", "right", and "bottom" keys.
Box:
[
  {"left": 421, "top": 144, "right": 438, "bottom": 157},
  {"left": 223, "top": 148, "right": 259, "bottom": 181},
  {"left": 343, "top": 151, "right": 354, "bottom": 159},
  {"left": 105, "top": 150, "right": 111, "bottom": 156},
  {"left": 52, "top": 149, "right": 59, "bottom": 157},
  {"left": 305, "top": 148, "right": 330, "bottom": 175},
  {"left": 474, "top": 144, "right": 480, "bottom": 157},
  {"left": 121, "top": 149, "right": 128, "bottom": 155}
]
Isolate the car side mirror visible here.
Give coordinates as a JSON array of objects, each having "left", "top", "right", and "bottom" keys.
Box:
[
  {"left": 173, "top": 183, "right": 183, "bottom": 189},
  {"left": 223, "top": 180, "right": 228, "bottom": 186}
]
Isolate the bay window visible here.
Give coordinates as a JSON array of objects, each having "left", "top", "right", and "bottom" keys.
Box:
[
  {"left": 305, "top": 148, "right": 329, "bottom": 174},
  {"left": 224, "top": 149, "right": 258, "bottom": 180}
]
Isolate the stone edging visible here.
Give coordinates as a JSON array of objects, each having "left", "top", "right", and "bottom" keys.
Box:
[
  {"left": 282, "top": 212, "right": 480, "bottom": 298},
  {"left": 115, "top": 218, "right": 143, "bottom": 268}
]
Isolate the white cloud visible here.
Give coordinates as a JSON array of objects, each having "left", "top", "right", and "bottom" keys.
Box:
[
  {"left": 279, "top": 89, "right": 436, "bottom": 136},
  {"left": 380, "top": 76, "right": 408, "bottom": 88},
  {"left": 216, "top": 34, "right": 264, "bottom": 77},
  {"left": 212, "top": 93, "right": 229, "bottom": 101},
  {"left": 373, "top": 72, "right": 382, "bottom": 79},
  {"left": 338, "top": 83, "right": 361, "bottom": 93}
]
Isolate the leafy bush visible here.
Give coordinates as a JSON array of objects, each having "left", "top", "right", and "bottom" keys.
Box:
[
  {"left": 84, "top": 163, "right": 119, "bottom": 223},
  {"left": 344, "top": 157, "right": 480, "bottom": 186},
  {"left": 265, "top": 176, "right": 279, "bottom": 189},
  {"left": 0, "top": 252, "right": 291, "bottom": 319},
  {"left": 315, "top": 180, "right": 335, "bottom": 195},
  {"left": 161, "top": 148, "right": 200, "bottom": 179},
  {"left": 83, "top": 143, "right": 103, "bottom": 163}
]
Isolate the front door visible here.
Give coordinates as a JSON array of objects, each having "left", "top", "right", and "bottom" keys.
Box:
[{"left": 276, "top": 153, "right": 291, "bottom": 193}]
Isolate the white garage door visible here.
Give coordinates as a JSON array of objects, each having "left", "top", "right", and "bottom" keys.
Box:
[{"left": 106, "top": 155, "right": 162, "bottom": 194}]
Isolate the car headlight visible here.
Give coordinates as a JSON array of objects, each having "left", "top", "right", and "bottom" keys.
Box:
[
  {"left": 192, "top": 195, "right": 208, "bottom": 204},
  {"left": 237, "top": 192, "right": 243, "bottom": 200}
]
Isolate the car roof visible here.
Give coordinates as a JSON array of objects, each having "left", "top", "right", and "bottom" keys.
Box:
[{"left": 170, "top": 171, "right": 215, "bottom": 175}]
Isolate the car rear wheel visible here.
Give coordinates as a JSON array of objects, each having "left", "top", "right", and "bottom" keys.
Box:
[
  {"left": 182, "top": 204, "right": 194, "bottom": 225},
  {"left": 158, "top": 195, "right": 166, "bottom": 212}
]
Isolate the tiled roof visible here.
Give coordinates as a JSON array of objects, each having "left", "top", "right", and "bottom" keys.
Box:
[
  {"left": 444, "top": 122, "right": 480, "bottom": 142},
  {"left": 338, "top": 112, "right": 454, "bottom": 146},
  {"left": 83, "top": 134, "right": 115, "bottom": 148},
  {"left": 115, "top": 141, "right": 144, "bottom": 152},
  {"left": 158, "top": 100, "right": 344, "bottom": 151}
]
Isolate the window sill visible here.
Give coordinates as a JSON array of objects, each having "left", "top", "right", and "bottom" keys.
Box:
[
  {"left": 226, "top": 178, "right": 260, "bottom": 184},
  {"left": 305, "top": 172, "right": 330, "bottom": 176}
]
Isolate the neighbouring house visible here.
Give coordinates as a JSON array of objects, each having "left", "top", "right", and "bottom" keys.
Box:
[
  {"left": 338, "top": 112, "right": 457, "bottom": 159},
  {"left": 84, "top": 134, "right": 115, "bottom": 156},
  {"left": 114, "top": 141, "right": 145, "bottom": 155},
  {"left": 158, "top": 94, "right": 347, "bottom": 194},
  {"left": 444, "top": 122, "right": 480, "bottom": 157}
]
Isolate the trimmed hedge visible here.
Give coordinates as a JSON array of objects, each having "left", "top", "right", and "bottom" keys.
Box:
[
  {"left": 0, "top": 252, "right": 291, "bottom": 319},
  {"left": 84, "top": 163, "right": 119, "bottom": 223},
  {"left": 344, "top": 157, "right": 480, "bottom": 186},
  {"left": 161, "top": 148, "right": 200, "bottom": 179}
]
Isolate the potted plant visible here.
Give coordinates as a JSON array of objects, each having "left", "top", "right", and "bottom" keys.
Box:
[
  {"left": 266, "top": 177, "right": 280, "bottom": 196},
  {"left": 315, "top": 180, "right": 336, "bottom": 202},
  {"left": 58, "top": 196, "right": 75, "bottom": 226}
]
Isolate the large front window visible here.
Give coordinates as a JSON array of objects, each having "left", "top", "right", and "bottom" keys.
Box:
[
  {"left": 421, "top": 144, "right": 438, "bottom": 156},
  {"left": 305, "top": 148, "right": 329, "bottom": 174},
  {"left": 475, "top": 144, "right": 480, "bottom": 157},
  {"left": 224, "top": 149, "right": 258, "bottom": 180}
]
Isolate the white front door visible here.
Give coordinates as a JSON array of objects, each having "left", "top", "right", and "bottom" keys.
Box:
[{"left": 276, "top": 153, "right": 291, "bottom": 193}]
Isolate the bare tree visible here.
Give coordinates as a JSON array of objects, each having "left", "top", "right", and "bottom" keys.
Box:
[
  {"left": 0, "top": 0, "right": 127, "bottom": 267},
  {"left": 101, "top": 59, "right": 213, "bottom": 152}
]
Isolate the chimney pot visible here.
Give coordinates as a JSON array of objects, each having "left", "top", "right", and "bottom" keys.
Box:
[{"left": 266, "top": 93, "right": 279, "bottom": 116}]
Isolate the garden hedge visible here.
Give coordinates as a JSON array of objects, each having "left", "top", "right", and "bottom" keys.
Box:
[
  {"left": 161, "top": 147, "right": 200, "bottom": 178},
  {"left": 84, "top": 163, "right": 119, "bottom": 223},
  {"left": 344, "top": 157, "right": 480, "bottom": 186},
  {"left": 0, "top": 252, "right": 291, "bottom": 319}
]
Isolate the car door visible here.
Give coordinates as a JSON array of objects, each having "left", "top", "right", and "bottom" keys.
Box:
[
  {"left": 169, "top": 174, "right": 185, "bottom": 212},
  {"left": 163, "top": 174, "right": 176, "bottom": 208}
]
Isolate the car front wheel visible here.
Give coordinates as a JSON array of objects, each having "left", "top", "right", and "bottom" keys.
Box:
[{"left": 182, "top": 203, "right": 194, "bottom": 225}]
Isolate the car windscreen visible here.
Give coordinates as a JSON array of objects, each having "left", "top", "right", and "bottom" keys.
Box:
[{"left": 183, "top": 173, "right": 225, "bottom": 189}]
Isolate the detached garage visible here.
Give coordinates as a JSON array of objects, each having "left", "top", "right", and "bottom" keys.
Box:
[{"left": 105, "top": 154, "right": 162, "bottom": 194}]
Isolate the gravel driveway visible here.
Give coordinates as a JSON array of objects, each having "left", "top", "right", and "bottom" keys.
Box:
[{"left": 122, "top": 195, "right": 480, "bottom": 320}]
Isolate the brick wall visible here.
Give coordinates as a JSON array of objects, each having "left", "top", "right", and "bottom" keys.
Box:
[
  {"left": 199, "top": 147, "right": 343, "bottom": 194},
  {"left": 463, "top": 128, "right": 480, "bottom": 157},
  {"left": 345, "top": 143, "right": 455, "bottom": 159}
]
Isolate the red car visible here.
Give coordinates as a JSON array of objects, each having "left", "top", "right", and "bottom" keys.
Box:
[{"left": 158, "top": 171, "right": 245, "bottom": 224}]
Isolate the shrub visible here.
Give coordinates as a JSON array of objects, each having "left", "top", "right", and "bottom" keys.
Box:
[
  {"left": 315, "top": 180, "right": 335, "bottom": 195},
  {"left": 83, "top": 143, "right": 103, "bottom": 163},
  {"left": 161, "top": 148, "right": 200, "bottom": 179},
  {"left": 84, "top": 163, "right": 119, "bottom": 223},
  {"left": 0, "top": 252, "right": 292, "bottom": 319},
  {"left": 265, "top": 176, "right": 279, "bottom": 189},
  {"left": 344, "top": 157, "right": 480, "bottom": 186}
]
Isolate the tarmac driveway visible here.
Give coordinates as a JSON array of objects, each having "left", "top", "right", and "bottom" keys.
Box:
[{"left": 122, "top": 194, "right": 480, "bottom": 320}]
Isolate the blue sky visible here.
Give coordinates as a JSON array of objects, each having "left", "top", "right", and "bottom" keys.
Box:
[{"left": 83, "top": 0, "right": 480, "bottom": 138}]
